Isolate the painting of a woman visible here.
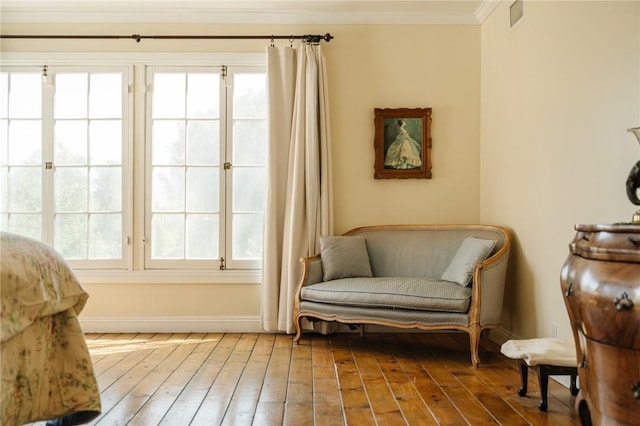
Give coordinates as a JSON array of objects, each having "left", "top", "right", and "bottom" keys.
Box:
[
  {"left": 384, "top": 119, "right": 422, "bottom": 169},
  {"left": 373, "top": 107, "right": 431, "bottom": 179}
]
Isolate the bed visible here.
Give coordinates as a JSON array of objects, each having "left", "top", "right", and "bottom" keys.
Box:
[{"left": 1, "top": 232, "right": 101, "bottom": 426}]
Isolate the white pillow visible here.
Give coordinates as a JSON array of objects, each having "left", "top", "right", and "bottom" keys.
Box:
[
  {"left": 320, "top": 235, "right": 373, "bottom": 281},
  {"left": 441, "top": 237, "right": 497, "bottom": 286}
]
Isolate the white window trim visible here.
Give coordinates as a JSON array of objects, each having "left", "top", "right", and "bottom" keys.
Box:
[{"left": 74, "top": 268, "right": 261, "bottom": 284}]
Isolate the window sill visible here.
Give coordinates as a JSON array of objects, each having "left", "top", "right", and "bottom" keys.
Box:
[{"left": 74, "top": 269, "right": 262, "bottom": 285}]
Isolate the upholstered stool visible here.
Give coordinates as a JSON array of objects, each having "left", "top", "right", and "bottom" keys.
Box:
[{"left": 500, "top": 338, "right": 579, "bottom": 412}]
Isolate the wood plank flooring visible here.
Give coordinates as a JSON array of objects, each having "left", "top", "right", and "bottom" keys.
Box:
[{"left": 35, "top": 332, "right": 581, "bottom": 425}]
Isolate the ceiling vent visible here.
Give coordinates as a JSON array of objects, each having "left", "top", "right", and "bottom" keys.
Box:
[{"left": 510, "top": 0, "right": 524, "bottom": 30}]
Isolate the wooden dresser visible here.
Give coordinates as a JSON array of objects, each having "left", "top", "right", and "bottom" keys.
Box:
[{"left": 561, "top": 224, "right": 640, "bottom": 425}]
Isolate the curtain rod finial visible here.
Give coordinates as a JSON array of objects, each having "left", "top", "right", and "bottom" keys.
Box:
[{"left": 303, "top": 33, "right": 333, "bottom": 44}]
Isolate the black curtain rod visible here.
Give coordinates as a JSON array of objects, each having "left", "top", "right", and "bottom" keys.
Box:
[{"left": 0, "top": 33, "right": 334, "bottom": 43}]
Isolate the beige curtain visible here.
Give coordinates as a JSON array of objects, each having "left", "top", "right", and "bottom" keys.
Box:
[{"left": 262, "top": 43, "right": 333, "bottom": 333}]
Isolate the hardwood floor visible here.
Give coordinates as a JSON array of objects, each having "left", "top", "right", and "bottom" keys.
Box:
[{"left": 43, "top": 332, "right": 581, "bottom": 425}]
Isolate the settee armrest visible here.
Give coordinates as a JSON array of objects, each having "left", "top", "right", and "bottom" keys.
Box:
[
  {"left": 293, "top": 254, "right": 323, "bottom": 314},
  {"left": 298, "top": 254, "right": 323, "bottom": 286},
  {"left": 473, "top": 235, "right": 511, "bottom": 326}
]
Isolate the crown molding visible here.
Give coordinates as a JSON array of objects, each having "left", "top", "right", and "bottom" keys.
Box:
[{"left": 0, "top": 1, "right": 500, "bottom": 25}]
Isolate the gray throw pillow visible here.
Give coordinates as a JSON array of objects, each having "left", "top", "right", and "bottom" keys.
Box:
[
  {"left": 441, "top": 237, "right": 497, "bottom": 286},
  {"left": 320, "top": 235, "right": 373, "bottom": 281}
]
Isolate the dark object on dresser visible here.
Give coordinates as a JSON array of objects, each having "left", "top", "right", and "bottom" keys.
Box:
[{"left": 626, "top": 161, "right": 640, "bottom": 205}]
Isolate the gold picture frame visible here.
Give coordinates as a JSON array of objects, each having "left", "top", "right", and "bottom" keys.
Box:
[{"left": 373, "top": 107, "right": 432, "bottom": 179}]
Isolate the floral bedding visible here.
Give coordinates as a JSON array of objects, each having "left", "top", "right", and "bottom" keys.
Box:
[{"left": 1, "top": 232, "right": 101, "bottom": 425}]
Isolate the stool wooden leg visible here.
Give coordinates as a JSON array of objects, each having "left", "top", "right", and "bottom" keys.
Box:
[
  {"left": 518, "top": 360, "right": 528, "bottom": 397},
  {"left": 569, "top": 373, "right": 579, "bottom": 396},
  {"left": 537, "top": 365, "right": 549, "bottom": 412}
]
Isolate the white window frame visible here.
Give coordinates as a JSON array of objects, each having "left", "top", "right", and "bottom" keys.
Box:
[
  {"left": 144, "top": 64, "right": 266, "bottom": 271},
  {"left": 51, "top": 65, "right": 133, "bottom": 270},
  {"left": 223, "top": 67, "right": 267, "bottom": 271},
  {"left": 1, "top": 52, "right": 264, "bottom": 284},
  {"left": 1, "top": 63, "right": 133, "bottom": 270},
  {"left": 144, "top": 65, "right": 226, "bottom": 270}
]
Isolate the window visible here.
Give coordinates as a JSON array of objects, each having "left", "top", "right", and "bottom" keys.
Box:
[
  {"left": 1, "top": 56, "right": 266, "bottom": 274},
  {"left": 0, "top": 71, "right": 43, "bottom": 239},
  {"left": 0, "top": 66, "right": 130, "bottom": 269},
  {"left": 146, "top": 66, "right": 266, "bottom": 270}
]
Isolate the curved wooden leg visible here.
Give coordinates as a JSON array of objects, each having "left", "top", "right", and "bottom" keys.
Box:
[
  {"left": 468, "top": 326, "right": 481, "bottom": 367},
  {"left": 518, "top": 360, "right": 529, "bottom": 397},
  {"left": 537, "top": 365, "right": 549, "bottom": 412},
  {"left": 576, "top": 393, "right": 592, "bottom": 426},
  {"left": 293, "top": 315, "right": 303, "bottom": 344},
  {"left": 570, "top": 372, "right": 579, "bottom": 396}
]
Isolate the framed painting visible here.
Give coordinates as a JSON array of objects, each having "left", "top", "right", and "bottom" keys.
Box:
[{"left": 373, "top": 107, "right": 432, "bottom": 179}]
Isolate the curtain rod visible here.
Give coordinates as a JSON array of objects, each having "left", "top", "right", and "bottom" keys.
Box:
[{"left": 0, "top": 33, "right": 334, "bottom": 43}]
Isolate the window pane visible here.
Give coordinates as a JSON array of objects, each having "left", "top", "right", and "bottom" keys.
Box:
[
  {"left": 0, "top": 73, "right": 8, "bottom": 118},
  {"left": 0, "top": 120, "right": 7, "bottom": 165},
  {"left": 50, "top": 70, "right": 126, "bottom": 266},
  {"left": 148, "top": 68, "right": 266, "bottom": 267},
  {"left": 233, "top": 167, "right": 265, "bottom": 212},
  {"left": 153, "top": 73, "right": 185, "bottom": 118},
  {"left": 233, "top": 73, "right": 266, "bottom": 119},
  {"left": 55, "top": 120, "right": 88, "bottom": 165},
  {"left": 152, "top": 214, "right": 184, "bottom": 259},
  {"left": 9, "top": 120, "right": 41, "bottom": 165},
  {"left": 152, "top": 121, "right": 185, "bottom": 165},
  {"left": 8, "top": 167, "right": 41, "bottom": 212},
  {"left": 55, "top": 214, "right": 88, "bottom": 259},
  {"left": 187, "top": 120, "right": 219, "bottom": 165},
  {"left": 9, "top": 73, "right": 41, "bottom": 118},
  {"left": 89, "top": 73, "right": 122, "bottom": 118},
  {"left": 187, "top": 73, "right": 219, "bottom": 118},
  {"left": 55, "top": 167, "right": 88, "bottom": 212},
  {"left": 152, "top": 167, "right": 185, "bottom": 212},
  {"left": 233, "top": 119, "right": 266, "bottom": 165},
  {"left": 233, "top": 213, "right": 263, "bottom": 259},
  {"left": 186, "top": 214, "right": 218, "bottom": 259},
  {"left": 55, "top": 74, "right": 88, "bottom": 119},
  {"left": 90, "top": 120, "right": 122, "bottom": 165},
  {"left": 90, "top": 167, "right": 121, "bottom": 211},
  {"left": 89, "top": 213, "right": 122, "bottom": 259},
  {"left": 0, "top": 166, "right": 6, "bottom": 212},
  {"left": 8, "top": 213, "right": 41, "bottom": 240},
  {"left": 186, "top": 167, "right": 218, "bottom": 212}
]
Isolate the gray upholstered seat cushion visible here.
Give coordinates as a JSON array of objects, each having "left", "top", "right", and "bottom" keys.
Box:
[{"left": 300, "top": 277, "right": 472, "bottom": 313}]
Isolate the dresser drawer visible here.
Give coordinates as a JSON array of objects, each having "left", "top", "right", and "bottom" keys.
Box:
[
  {"left": 571, "top": 224, "right": 640, "bottom": 262},
  {"left": 580, "top": 338, "right": 640, "bottom": 425},
  {"left": 561, "top": 255, "right": 640, "bottom": 350}
]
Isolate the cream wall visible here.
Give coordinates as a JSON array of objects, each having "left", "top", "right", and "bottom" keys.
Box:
[
  {"left": 328, "top": 25, "right": 481, "bottom": 232},
  {"left": 9, "top": 3, "right": 636, "bottom": 338},
  {"left": 1, "top": 23, "right": 481, "bottom": 331},
  {"left": 481, "top": 1, "right": 640, "bottom": 339}
]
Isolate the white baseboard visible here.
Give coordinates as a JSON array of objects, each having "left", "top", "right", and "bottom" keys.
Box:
[{"left": 79, "top": 316, "right": 263, "bottom": 334}]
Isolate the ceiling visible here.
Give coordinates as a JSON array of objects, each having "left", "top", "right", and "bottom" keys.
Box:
[{"left": 0, "top": 0, "right": 501, "bottom": 25}]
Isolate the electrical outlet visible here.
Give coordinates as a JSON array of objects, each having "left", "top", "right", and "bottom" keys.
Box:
[{"left": 552, "top": 323, "right": 558, "bottom": 338}]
